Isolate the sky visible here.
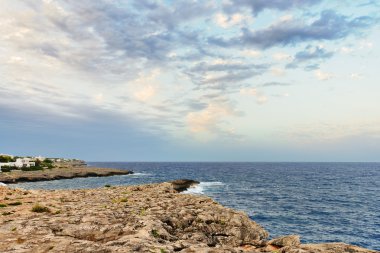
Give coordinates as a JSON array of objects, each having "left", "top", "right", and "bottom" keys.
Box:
[{"left": 0, "top": 0, "right": 379, "bottom": 162}]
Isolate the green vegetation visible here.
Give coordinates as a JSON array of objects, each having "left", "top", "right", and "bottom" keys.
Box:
[
  {"left": 34, "top": 159, "right": 54, "bottom": 169},
  {"left": 0, "top": 155, "right": 14, "bottom": 163},
  {"left": 2, "top": 211, "right": 12, "bottom": 216},
  {"left": 139, "top": 208, "right": 146, "bottom": 216},
  {"left": 0, "top": 166, "right": 12, "bottom": 172},
  {"left": 112, "top": 197, "right": 128, "bottom": 203},
  {"left": 119, "top": 197, "right": 128, "bottom": 202},
  {"left": 104, "top": 184, "right": 111, "bottom": 188},
  {"left": 160, "top": 249, "right": 167, "bottom": 253},
  {"left": 0, "top": 203, "right": 7, "bottom": 208},
  {"left": 0, "top": 157, "right": 55, "bottom": 172},
  {"left": 44, "top": 159, "right": 53, "bottom": 164},
  {"left": 31, "top": 204, "right": 51, "bottom": 213},
  {"left": 151, "top": 229, "right": 159, "bottom": 238},
  {"left": 21, "top": 166, "right": 44, "bottom": 171}
]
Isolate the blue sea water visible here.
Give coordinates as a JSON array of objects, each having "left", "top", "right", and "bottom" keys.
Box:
[{"left": 12, "top": 162, "right": 380, "bottom": 250}]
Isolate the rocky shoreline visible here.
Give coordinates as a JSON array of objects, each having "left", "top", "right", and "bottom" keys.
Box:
[
  {"left": 0, "top": 167, "right": 133, "bottom": 184},
  {"left": 0, "top": 181, "right": 377, "bottom": 253}
]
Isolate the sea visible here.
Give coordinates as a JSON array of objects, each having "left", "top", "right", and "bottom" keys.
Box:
[{"left": 11, "top": 162, "right": 380, "bottom": 250}]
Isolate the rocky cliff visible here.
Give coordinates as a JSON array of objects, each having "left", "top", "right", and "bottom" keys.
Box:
[{"left": 0, "top": 182, "right": 377, "bottom": 253}]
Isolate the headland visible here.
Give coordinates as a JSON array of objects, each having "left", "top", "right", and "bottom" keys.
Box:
[{"left": 0, "top": 157, "right": 132, "bottom": 184}]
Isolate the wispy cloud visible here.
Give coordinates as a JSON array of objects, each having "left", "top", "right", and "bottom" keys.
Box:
[
  {"left": 209, "top": 10, "right": 376, "bottom": 49},
  {"left": 1, "top": 0, "right": 379, "bottom": 157},
  {"left": 223, "top": 0, "right": 322, "bottom": 16},
  {"left": 286, "top": 45, "right": 334, "bottom": 69}
]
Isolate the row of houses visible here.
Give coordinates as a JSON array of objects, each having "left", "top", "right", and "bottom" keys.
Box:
[
  {"left": 0, "top": 154, "right": 46, "bottom": 172},
  {"left": 0, "top": 158, "right": 36, "bottom": 169}
]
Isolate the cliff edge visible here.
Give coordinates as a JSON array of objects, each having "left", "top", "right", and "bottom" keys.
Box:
[{"left": 0, "top": 182, "right": 377, "bottom": 253}]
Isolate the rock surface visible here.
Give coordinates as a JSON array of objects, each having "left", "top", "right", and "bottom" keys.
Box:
[
  {"left": 170, "top": 179, "right": 200, "bottom": 192},
  {"left": 0, "top": 167, "right": 133, "bottom": 184},
  {"left": 268, "top": 235, "right": 300, "bottom": 248},
  {"left": 0, "top": 182, "right": 377, "bottom": 253}
]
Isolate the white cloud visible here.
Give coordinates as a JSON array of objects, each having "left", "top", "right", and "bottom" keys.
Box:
[
  {"left": 286, "top": 121, "right": 380, "bottom": 142},
  {"left": 340, "top": 46, "right": 354, "bottom": 54},
  {"left": 134, "top": 85, "right": 156, "bottom": 102},
  {"left": 214, "top": 12, "right": 250, "bottom": 28},
  {"left": 279, "top": 14, "right": 293, "bottom": 22},
  {"left": 93, "top": 93, "right": 104, "bottom": 104},
  {"left": 271, "top": 67, "right": 286, "bottom": 76},
  {"left": 349, "top": 73, "right": 363, "bottom": 80},
  {"left": 187, "top": 103, "right": 235, "bottom": 134},
  {"left": 240, "top": 87, "right": 258, "bottom": 96},
  {"left": 256, "top": 96, "right": 268, "bottom": 104},
  {"left": 242, "top": 50, "right": 261, "bottom": 57},
  {"left": 272, "top": 52, "right": 293, "bottom": 61},
  {"left": 359, "top": 40, "right": 374, "bottom": 50},
  {"left": 240, "top": 88, "right": 268, "bottom": 104},
  {"left": 315, "top": 70, "right": 333, "bottom": 81}
]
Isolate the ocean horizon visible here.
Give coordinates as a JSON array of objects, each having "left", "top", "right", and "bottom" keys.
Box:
[{"left": 12, "top": 161, "right": 380, "bottom": 251}]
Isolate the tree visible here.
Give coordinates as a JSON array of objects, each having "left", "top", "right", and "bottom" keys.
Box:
[{"left": 0, "top": 155, "right": 12, "bottom": 163}]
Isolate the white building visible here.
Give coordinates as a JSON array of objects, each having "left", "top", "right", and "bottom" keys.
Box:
[
  {"left": 0, "top": 158, "right": 35, "bottom": 172},
  {"left": 34, "top": 156, "right": 45, "bottom": 161},
  {"left": 14, "top": 158, "right": 35, "bottom": 168}
]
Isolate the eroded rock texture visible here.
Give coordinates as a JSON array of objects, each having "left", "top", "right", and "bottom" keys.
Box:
[{"left": 0, "top": 182, "right": 377, "bottom": 253}]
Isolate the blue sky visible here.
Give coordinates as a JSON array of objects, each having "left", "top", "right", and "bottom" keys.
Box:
[{"left": 0, "top": 0, "right": 379, "bottom": 161}]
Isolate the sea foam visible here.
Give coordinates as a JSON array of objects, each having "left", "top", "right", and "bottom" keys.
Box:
[{"left": 183, "top": 181, "right": 225, "bottom": 195}]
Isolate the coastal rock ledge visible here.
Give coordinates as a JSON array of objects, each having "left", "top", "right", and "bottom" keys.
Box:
[
  {"left": 0, "top": 182, "right": 377, "bottom": 253},
  {"left": 0, "top": 167, "right": 133, "bottom": 184}
]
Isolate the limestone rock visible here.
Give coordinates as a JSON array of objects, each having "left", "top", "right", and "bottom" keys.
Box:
[
  {"left": 0, "top": 182, "right": 377, "bottom": 253},
  {"left": 171, "top": 179, "right": 200, "bottom": 192},
  {"left": 269, "top": 235, "right": 301, "bottom": 248}
]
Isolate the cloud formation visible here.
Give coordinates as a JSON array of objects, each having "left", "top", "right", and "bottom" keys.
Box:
[
  {"left": 286, "top": 45, "right": 334, "bottom": 69},
  {"left": 1, "top": 0, "right": 379, "bottom": 158},
  {"left": 209, "top": 10, "right": 376, "bottom": 49},
  {"left": 223, "top": 0, "right": 322, "bottom": 16}
]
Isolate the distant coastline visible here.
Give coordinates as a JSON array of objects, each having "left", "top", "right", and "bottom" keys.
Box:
[{"left": 0, "top": 156, "right": 133, "bottom": 184}]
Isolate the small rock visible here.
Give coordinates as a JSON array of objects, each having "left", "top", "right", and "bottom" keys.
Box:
[
  {"left": 269, "top": 235, "right": 301, "bottom": 248},
  {"left": 171, "top": 179, "right": 200, "bottom": 192}
]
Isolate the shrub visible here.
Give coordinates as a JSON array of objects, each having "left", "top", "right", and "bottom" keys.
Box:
[
  {"left": 44, "top": 159, "right": 53, "bottom": 164},
  {"left": 119, "top": 197, "right": 128, "bottom": 202},
  {"left": 31, "top": 204, "right": 50, "bottom": 213},
  {"left": 0, "top": 166, "right": 12, "bottom": 172},
  {"left": 21, "top": 166, "right": 43, "bottom": 171},
  {"left": 0, "top": 155, "right": 13, "bottom": 163},
  {"left": 0, "top": 204, "right": 7, "bottom": 208},
  {"left": 104, "top": 184, "right": 111, "bottom": 188},
  {"left": 151, "top": 229, "right": 159, "bottom": 238},
  {"left": 113, "top": 197, "right": 128, "bottom": 203}
]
